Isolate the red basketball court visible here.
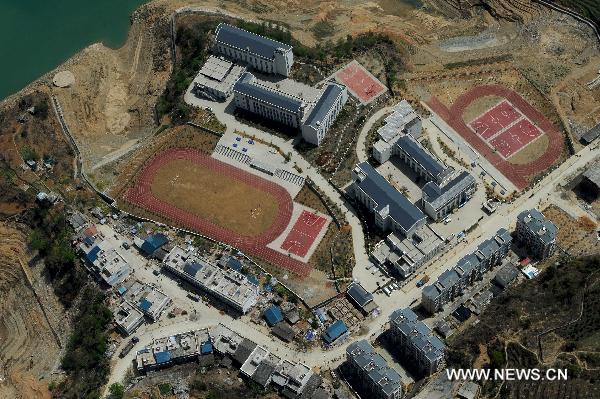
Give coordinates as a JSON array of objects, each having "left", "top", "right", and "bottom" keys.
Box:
[
  {"left": 280, "top": 210, "right": 328, "bottom": 258},
  {"left": 335, "top": 61, "right": 387, "bottom": 104},
  {"left": 489, "top": 118, "right": 543, "bottom": 158},
  {"left": 469, "top": 101, "right": 523, "bottom": 139}
]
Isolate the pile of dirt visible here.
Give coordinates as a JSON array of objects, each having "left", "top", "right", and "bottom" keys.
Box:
[{"left": 0, "top": 223, "right": 64, "bottom": 399}]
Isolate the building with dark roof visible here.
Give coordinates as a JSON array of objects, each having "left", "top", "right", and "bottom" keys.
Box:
[
  {"left": 373, "top": 131, "right": 452, "bottom": 186},
  {"left": 422, "top": 171, "right": 477, "bottom": 221},
  {"left": 389, "top": 308, "right": 445, "bottom": 377},
  {"left": 346, "top": 282, "right": 377, "bottom": 314},
  {"left": 422, "top": 228, "right": 512, "bottom": 314},
  {"left": 580, "top": 122, "right": 600, "bottom": 145},
  {"left": 516, "top": 209, "right": 557, "bottom": 259},
  {"left": 272, "top": 323, "right": 296, "bottom": 342},
  {"left": 345, "top": 340, "right": 403, "bottom": 399},
  {"left": 581, "top": 164, "right": 600, "bottom": 198},
  {"left": 214, "top": 23, "right": 294, "bottom": 76},
  {"left": 233, "top": 338, "right": 258, "bottom": 365},
  {"left": 321, "top": 320, "right": 349, "bottom": 345},
  {"left": 351, "top": 162, "right": 426, "bottom": 237},
  {"left": 301, "top": 82, "right": 348, "bottom": 145},
  {"left": 233, "top": 72, "right": 306, "bottom": 128}
]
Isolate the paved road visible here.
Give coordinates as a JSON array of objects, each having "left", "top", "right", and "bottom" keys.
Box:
[
  {"left": 106, "top": 86, "right": 599, "bottom": 392},
  {"left": 184, "top": 89, "right": 371, "bottom": 270},
  {"left": 355, "top": 106, "right": 392, "bottom": 163}
]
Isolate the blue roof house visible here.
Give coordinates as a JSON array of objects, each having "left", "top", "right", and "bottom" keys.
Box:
[
  {"left": 322, "top": 320, "right": 348, "bottom": 345},
  {"left": 263, "top": 305, "right": 284, "bottom": 326},
  {"left": 140, "top": 233, "right": 168, "bottom": 257}
]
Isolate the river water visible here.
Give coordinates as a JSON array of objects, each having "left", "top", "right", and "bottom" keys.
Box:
[{"left": 0, "top": 0, "right": 148, "bottom": 100}]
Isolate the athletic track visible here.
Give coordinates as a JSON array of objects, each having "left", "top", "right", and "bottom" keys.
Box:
[
  {"left": 123, "top": 148, "right": 312, "bottom": 277},
  {"left": 426, "top": 85, "right": 563, "bottom": 190}
]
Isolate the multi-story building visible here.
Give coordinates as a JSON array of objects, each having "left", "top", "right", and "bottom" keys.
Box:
[
  {"left": 135, "top": 329, "right": 212, "bottom": 372},
  {"left": 79, "top": 239, "right": 130, "bottom": 287},
  {"left": 233, "top": 72, "right": 307, "bottom": 128},
  {"left": 373, "top": 101, "right": 422, "bottom": 152},
  {"left": 123, "top": 280, "right": 171, "bottom": 321},
  {"left": 351, "top": 162, "right": 426, "bottom": 237},
  {"left": 422, "top": 171, "right": 477, "bottom": 221},
  {"left": 515, "top": 209, "right": 558, "bottom": 259},
  {"left": 345, "top": 340, "right": 403, "bottom": 399},
  {"left": 373, "top": 133, "right": 452, "bottom": 187},
  {"left": 301, "top": 82, "right": 348, "bottom": 145},
  {"left": 371, "top": 227, "right": 445, "bottom": 279},
  {"left": 388, "top": 308, "right": 445, "bottom": 376},
  {"left": 191, "top": 55, "right": 246, "bottom": 101},
  {"left": 214, "top": 23, "right": 294, "bottom": 76},
  {"left": 422, "top": 228, "right": 512, "bottom": 314},
  {"left": 114, "top": 300, "right": 144, "bottom": 336},
  {"left": 163, "top": 246, "right": 259, "bottom": 314}
]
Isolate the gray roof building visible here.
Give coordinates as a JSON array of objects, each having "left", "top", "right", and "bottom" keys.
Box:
[
  {"left": 389, "top": 308, "right": 445, "bottom": 376},
  {"left": 516, "top": 209, "right": 557, "bottom": 259},
  {"left": 346, "top": 340, "right": 403, "bottom": 399},
  {"left": 304, "top": 83, "right": 345, "bottom": 129},
  {"left": 352, "top": 162, "right": 426, "bottom": 236},
  {"left": 215, "top": 23, "right": 292, "bottom": 60},
  {"left": 422, "top": 171, "right": 476, "bottom": 221},
  {"left": 234, "top": 72, "right": 304, "bottom": 114},
  {"left": 347, "top": 282, "right": 377, "bottom": 313}
]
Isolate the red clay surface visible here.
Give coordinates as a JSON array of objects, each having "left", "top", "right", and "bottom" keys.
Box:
[
  {"left": 426, "top": 85, "right": 563, "bottom": 190},
  {"left": 335, "top": 61, "right": 386, "bottom": 103},
  {"left": 280, "top": 210, "right": 327, "bottom": 258},
  {"left": 469, "top": 101, "right": 522, "bottom": 139},
  {"left": 123, "top": 148, "right": 312, "bottom": 277},
  {"left": 490, "top": 119, "right": 542, "bottom": 158}
]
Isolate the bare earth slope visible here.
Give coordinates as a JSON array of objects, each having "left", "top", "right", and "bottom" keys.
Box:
[{"left": 0, "top": 223, "right": 64, "bottom": 399}]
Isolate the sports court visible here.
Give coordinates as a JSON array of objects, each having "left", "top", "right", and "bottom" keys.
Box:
[
  {"left": 280, "top": 210, "right": 328, "bottom": 258},
  {"left": 489, "top": 119, "right": 543, "bottom": 158},
  {"left": 469, "top": 101, "right": 522, "bottom": 139},
  {"left": 334, "top": 60, "right": 387, "bottom": 104}
]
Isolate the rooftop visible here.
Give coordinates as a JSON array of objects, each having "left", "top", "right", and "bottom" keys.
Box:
[
  {"left": 215, "top": 23, "right": 292, "bottom": 60},
  {"left": 234, "top": 72, "right": 304, "bottom": 114},
  {"left": 422, "top": 171, "right": 475, "bottom": 210},
  {"left": 395, "top": 135, "right": 447, "bottom": 180},
  {"left": 304, "top": 83, "right": 345, "bottom": 129},
  {"left": 322, "top": 320, "right": 348, "bottom": 344},
  {"left": 354, "top": 162, "right": 425, "bottom": 234},
  {"left": 517, "top": 209, "right": 558, "bottom": 244}
]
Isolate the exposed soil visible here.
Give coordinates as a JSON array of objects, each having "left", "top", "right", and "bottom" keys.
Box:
[{"left": 150, "top": 158, "right": 281, "bottom": 237}]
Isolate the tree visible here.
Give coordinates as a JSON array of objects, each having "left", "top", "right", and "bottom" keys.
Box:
[{"left": 108, "top": 383, "right": 124, "bottom": 399}]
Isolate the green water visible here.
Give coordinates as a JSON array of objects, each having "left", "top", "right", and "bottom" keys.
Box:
[{"left": 0, "top": 0, "right": 148, "bottom": 100}]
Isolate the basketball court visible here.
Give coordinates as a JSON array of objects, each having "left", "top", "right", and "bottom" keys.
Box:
[{"left": 334, "top": 60, "right": 387, "bottom": 104}]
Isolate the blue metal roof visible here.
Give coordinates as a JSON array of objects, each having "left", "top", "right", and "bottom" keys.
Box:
[
  {"left": 322, "top": 320, "right": 348, "bottom": 344},
  {"left": 234, "top": 73, "right": 303, "bottom": 114},
  {"left": 201, "top": 342, "right": 213, "bottom": 354},
  {"left": 396, "top": 135, "right": 446, "bottom": 178},
  {"left": 139, "top": 298, "right": 152, "bottom": 312},
  {"left": 140, "top": 233, "right": 168, "bottom": 256},
  {"left": 85, "top": 245, "right": 101, "bottom": 263},
  {"left": 154, "top": 351, "right": 171, "bottom": 364},
  {"left": 355, "top": 162, "right": 425, "bottom": 233},
  {"left": 116, "top": 286, "right": 127, "bottom": 296},
  {"left": 247, "top": 275, "right": 259, "bottom": 286},
  {"left": 183, "top": 262, "right": 204, "bottom": 277},
  {"left": 227, "top": 257, "right": 243, "bottom": 271},
  {"left": 215, "top": 23, "right": 291, "bottom": 60},
  {"left": 304, "top": 83, "right": 344, "bottom": 128},
  {"left": 263, "top": 305, "right": 284, "bottom": 326}
]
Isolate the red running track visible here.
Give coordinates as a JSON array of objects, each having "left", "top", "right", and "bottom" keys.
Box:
[
  {"left": 426, "top": 85, "right": 564, "bottom": 190},
  {"left": 123, "top": 148, "right": 312, "bottom": 277},
  {"left": 280, "top": 210, "right": 328, "bottom": 258}
]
